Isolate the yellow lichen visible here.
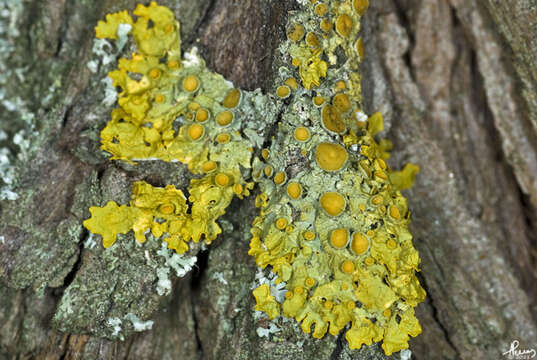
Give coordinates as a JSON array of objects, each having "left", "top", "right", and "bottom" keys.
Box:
[
  {"left": 253, "top": 284, "right": 281, "bottom": 320},
  {"left": 88, "top": 2, "right": 424, "bottom": 355},
  {"left": 84, "top": 182, "right": 189, "bottom": 251},
  {"left": 86, "top": 2, "right": 258, "bottom": 254},
  {"left": 83, "top": 201, "right": 139, "bottom": 248},
  {"left": 95, "top": 11, "right": 134, "bottom": 40}
]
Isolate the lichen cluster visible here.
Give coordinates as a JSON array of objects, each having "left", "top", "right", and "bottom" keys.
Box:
[
  {"left": 84, "top": 2, "right": 264, "bottom": 254},
  {"left": 83, "top": 1, "right": 425, "bottom": 355},
  {"left": 248, "top": 0, "right": 425, "bottom": 355}
]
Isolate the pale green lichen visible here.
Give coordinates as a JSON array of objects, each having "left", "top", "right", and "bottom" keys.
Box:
[{"left": 249, "top": 0, "right": 425, "bottom": 355}]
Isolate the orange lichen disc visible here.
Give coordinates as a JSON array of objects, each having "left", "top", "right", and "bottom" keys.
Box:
[
  {"left": 273, "top": 171, "right": 287, "bottom": 185},
  {"left": 155, "top": 94, "right": 166, "bottom": 103},
  {"left": 215, "top": 173, "right": 230, "bottom": 187},
  {"left": 306, "top": 32, "right": 319, "bottom": 48},
  {"left": 202, "top": 160, "right": 217, "bottom": 173},
  {"left": 303, "top": 230, "right": 316, "bottom": 241},
  {"left": 334, "top": 80, "right": 347, "bottom": 92},
  {"left": 330, "top": 228, "right": 349, "bottom": 248},
  {"left": 182, "top": 74, "right": 200, "bottom": 92},
  {"left": 216, "top": 133, "right": 231, "bottom": 144},
  {"left": 320, "top": 19, "right": 332, "bottom": 33},
  {"left": 294, "top": 127, "right": 311, "bottom": 142},
  {"left": 276, "top": 218, "right": 288, "bottom": 230},
  {"left": 264, "top": 165, "right": 274, "bottom": 177},
  {"left": 315, "top": 3, "right": 328, "bottom": 16},
  {"left": 321, "top": 105, "right": 347, "bottom": 134},
  {"left": 313, "top": 95, "right": 325, "bottom": 107},
  {"left": 159, "top": 203, "right": 175, "bottom": 215},
  {"left": 168, "top": 60, "right": 180, "bottom": 69},
  {"left": 389, "top": 206, "right": 401, "bottom": 220},
  {"left": 341, "top": 260, "right": 355, "bottom": 273},
  {"left": 336, "top": 14, "right": 353, "bottom": 38},
  {"left": 287, "top": 23, "right": 305, "bottom": 41},
  {"left": 216, "top": 110, "right": 234, "bottom": 126},
  {"left": 353, "top": 0, "right": 369, "bottom": 16},
  {"left": 188, "top": 102, "right": 200, "bottom": 111},
  {"left": 355, "top": 38, "right": 365, "bottom": 59},
  {"left": 315, "top": 143, "right": 348, "bottom": 171},
  {"left": 222, "top": 88, "right": 241, "bottom": 108},
  {"left": 332, "top": 93, "right": 351, "bottom": 113},
  {"left": 371, "top": 195, "right": 384, "bottom": 206},
  {"left": 188, "top": 124, "right": 204, "bottom": 141},
  {"left": 284, "top": 77, "right": 299, "bottom": 91},
  {"left": 233, "top": 183, "right": 243, "bottom": 195},
  {"left": 195, "top": 108, "right": 210, "bottom": 122},
  {"left": 286, "top": 182, "right": 302, "bottom": 200},
  {"left": 149, "top": 68, "right": 161, "bottom": 79},
  {"left": 351, "top": 233, "right": 370, "bottom": 255},
  {"left": 276, "top": 85, "right": 291, "bottom": 99},
  {"left": 320, "top": 192, "right": 346, "bottom": 216}
]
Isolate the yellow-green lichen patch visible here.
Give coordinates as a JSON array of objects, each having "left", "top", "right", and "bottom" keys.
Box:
[
  {"left": 87, "top": 1, "right": 424, "bottom": 354},
  {"left": 86, "top": 2, "right": 270, "bottom": 254},
  {"left": 249, "top": 0, "right": 425, "bottom": 355}
]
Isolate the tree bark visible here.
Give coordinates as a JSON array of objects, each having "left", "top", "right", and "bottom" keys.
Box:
[{"left": 0, "top": 0, "right": 536, "bottom": 359}]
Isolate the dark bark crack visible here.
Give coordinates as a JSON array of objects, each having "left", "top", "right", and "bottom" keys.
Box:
[
  {"left": 329, "top": 329, "right": 345, "bottom": 360},
  {"left": 418, "top": 274, "right": 462, "bottom": 360}
]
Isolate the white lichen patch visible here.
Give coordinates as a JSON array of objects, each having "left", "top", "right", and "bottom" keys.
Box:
[
  {"left": 212, "top": 271, "right": 228, "bottom": 285},
  {"left": 107, "top": 317, "right": 123, "bottom": 337},
  {"left": 153, "top": 242, "right": 197, "bottom": 295},
  {"left": 101, "top": 77, "right": 118, "bottom": 107},
  {"left": 252, "top": 268, "right": 288, "bottom": 303},
  {"left": 182, "top": 46, "right": 202, "bottom": 68},
  {"left": 156, "top": 242, "right": 197, "bottom": 277},
  {"left": 400, "top": 349, "right": 412, "bottom": 360},
  {"left": 256, "top": 321, "right": 281, "bottom": 338},
  {"left": 125, "top": 313, "right": 154, "bottom": 331},
  {"left": 87, "top": 23, "right": 132, "bottom": 74},
  {"left": 0, "top": 0, "right": 40, "bottom": 201},
  {"left": 83, "top": 233, "right": 97, "bottom": 249}
]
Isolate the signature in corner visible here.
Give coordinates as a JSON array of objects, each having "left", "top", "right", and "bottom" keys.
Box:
[{"left": 503, "top": 340, "right": 537, "bottom": 359}]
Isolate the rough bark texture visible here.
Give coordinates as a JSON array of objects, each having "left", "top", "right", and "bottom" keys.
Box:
[{"left": 1, "top": 0, "right": 536, "bottom": 359}]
